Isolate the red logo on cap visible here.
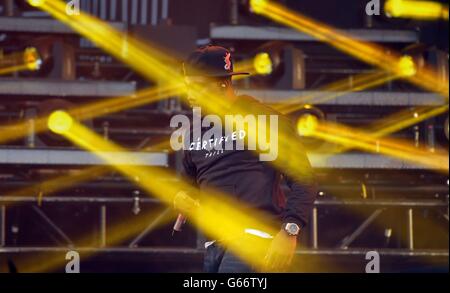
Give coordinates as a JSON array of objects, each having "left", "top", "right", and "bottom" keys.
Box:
[{"left": 224, "top": 52, "right": 232, "bottom": 71}]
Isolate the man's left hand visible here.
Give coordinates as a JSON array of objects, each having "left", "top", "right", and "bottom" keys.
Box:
[{"left": 263, "top": 229, "right": 297, "bottom": 272}]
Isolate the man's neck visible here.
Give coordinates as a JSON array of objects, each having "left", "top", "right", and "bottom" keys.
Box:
[{"left": 225, "top": 90, "right": 239, "bottom": 107}]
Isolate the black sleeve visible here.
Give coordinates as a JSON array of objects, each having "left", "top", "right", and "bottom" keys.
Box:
[
  {"left": 180, "top": 150, "right": 197, "bottom": 186},
  {"left": 277, "top": 117, "right": 317, "bottom": 229}
]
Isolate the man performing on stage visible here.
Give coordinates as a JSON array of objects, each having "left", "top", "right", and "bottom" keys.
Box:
[{"left": 173, "top": 45, "right": 316, "bottom": 273}]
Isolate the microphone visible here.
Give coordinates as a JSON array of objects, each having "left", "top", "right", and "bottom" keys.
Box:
[
  {"left": 172, "top": 213, "right": 187, "bottom": 236},
  {"left": 172, "top": 191, "right": 199, "bottom": 236}
]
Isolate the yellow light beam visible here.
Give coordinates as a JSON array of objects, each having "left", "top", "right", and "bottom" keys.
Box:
[
  {"left": 0, "top": 84, "right": 180, "bottom": 145},
  {"left": 188, "top": 65, "right": 442, "bottom": 180},
  {"left": 26, "top": 0, "right": 317, "bottom": 272},
  {"left": 250, "top": 0, "right": 449, "bottom": 98},
  {"left": 0, "top": 64, "right": 30, "bottom": 75},
  {"left": 40, "top": 0, "right": 441, "bottom": 176},
  {"left": 233, "top": 55, "right": 271, "bottom": 80},
  {"left": 308, "top": 120, "right": 449, "bottom": 172},
  {"left": 3, "top": 138, "right": 181, "bottom": 210},
  {"left": 34, "top": 0, "right": 315, "bottom": 191},
  {"left": 234, "top": 60, "right": 256, "bottom": 74},
  {"left": 385, "top": 0, "right": 449, "bottom": 21},
  {"left": 3, "top": 0, "right": 252, "bottom": 144},
  {"left": 15, "top": 206, "right": 177, "bottom": 272},
  {"left": 32, "top": 1, "right": 253, "bottom": 85},
  {"left": 0, "top": 47, "right": 41, "bottom": 75},
  {"left": 324, "top": 121, "right": 449, "bottom": 159},
  {"left": 31, "top": 0, "right": 446, "bottom": 180},
  {"left": 368, "top": 105, "right": 449, "bottom": 138},
  {"left": 29, "top": 0, "right": 184, "bottom": 87},
  {"left": 70, "top": 84, "right": 183, "bottom": 121},
  {"left": 333, "top": 105, "right": 449, "bottom": 154},
  {"left": 47, "top": 111, "right": 280, "bottom": 271},
  {"left": 274, "top": 70, "right": 398, "bottom": 114},
  {"left": 0, "top": 56, "right": 255, "bottom": 144},
  {"left": 4, "top": 166, "right": 109, "bottom": 204}
]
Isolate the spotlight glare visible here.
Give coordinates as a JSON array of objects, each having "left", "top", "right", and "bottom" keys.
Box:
[
  {"left": 385, "top": 0, "right": 448, "bottom": 20},
  {"left": 297, "top": 114, "right": 319, "bottom": 137},
  {"left": 385, "top": 0, "right": 404, "bottom": 17},
  {"left": 249, "top": 0, "right": 448, "bottom": 97},
  {"left": 48, "top": 111, "right": 73, "bottom": 134},
  {"left": 398, "top": 55, "right": 416, "bottom": 77},
  {"left": 253, "top": 52, "right": 273, "bottom": 75},
  {"left": 27, "top": 0, "right": 46, "bottom": 7},
  {"left": 250, "top": 0, "right": 268, "bottom": 14},
  {"left": 23, "top": 47, "right": 41, "bottom": 71}
]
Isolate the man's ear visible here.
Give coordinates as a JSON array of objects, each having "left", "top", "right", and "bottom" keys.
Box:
[
  {"left": 224, "top": 77, "right": 233, "bottom": 88},
  {"left": 218, "top": 78, "right": 230, "bottom": 90}
]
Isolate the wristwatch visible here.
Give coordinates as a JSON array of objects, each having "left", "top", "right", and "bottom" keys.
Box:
[{"left": 283, "top": 223, "right": 301, "bottom": 236}]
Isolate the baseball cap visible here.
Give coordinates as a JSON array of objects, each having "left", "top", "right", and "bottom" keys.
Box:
[{"left": 183, "top": 45, "right": 249, "bottom": 78}]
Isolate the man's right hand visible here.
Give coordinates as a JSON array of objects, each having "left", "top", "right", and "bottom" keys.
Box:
[{"left": 173, "top": 191, "right": 200, "bottom": 215}]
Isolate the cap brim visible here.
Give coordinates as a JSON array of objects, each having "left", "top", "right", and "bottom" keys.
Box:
[
  {"left": 184, "top": 72, "right": 250, "bottom": 78},
  {"left": 230, "top": 72, "right": 250, "bottom": 76},
  {"left": 210, "top": 72, "right": 250, "bottom": 77}
]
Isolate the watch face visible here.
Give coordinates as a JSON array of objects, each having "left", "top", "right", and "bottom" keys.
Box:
[{"left": 286, "top": 223, "right": 300, "bottom": 235}]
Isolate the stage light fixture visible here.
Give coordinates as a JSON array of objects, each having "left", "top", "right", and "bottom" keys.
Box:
[
  {"left": 252, "top": 41, "right": 305, "bottom": 89},
  {"left": 23, "top": 47, "right": 42, "bottom": 70},
  {"left": 398, "top": 55, "right": 416, "bottom": 77},
  {"left": 48, "top": 111, "right": 74, "bottom": 135},
  {"left": 297, "top": 114, "right": 319, "bottom": 137},
  {"left": 253, "top": 52, "right": 273, "bottom": 75}
]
